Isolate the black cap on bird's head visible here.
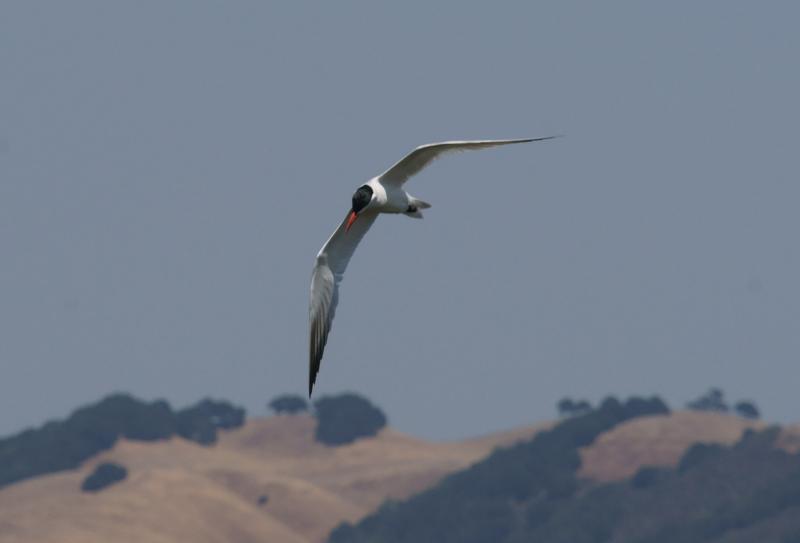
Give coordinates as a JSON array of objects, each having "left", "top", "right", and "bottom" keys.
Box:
[{"left": 346, "top": 185, "right": 374, "bottom": 232}]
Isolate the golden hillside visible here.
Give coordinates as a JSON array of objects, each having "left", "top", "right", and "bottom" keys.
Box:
[
  {"left": 0, "top": 414, "right": 545, "bottom": 543},
  {"left": 0, "top": 411, "right": 783, "bottom": 543}
]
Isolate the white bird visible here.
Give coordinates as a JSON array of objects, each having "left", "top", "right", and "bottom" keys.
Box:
[{"left": 308, "top": 137, "right": 556, "bottom": 395}]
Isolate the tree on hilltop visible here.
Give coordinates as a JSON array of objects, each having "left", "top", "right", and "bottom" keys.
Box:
[
  {"left": 557, "top": 397, "right": 593, "bottom": 417},
  {"left": 734, "top": 400, "right": 760, "bottom": 420},
  {"left": 687, "top": 388, "right": 729, "bottom": 412},
  {"left": 313, "top": 393, "right": 386, "bottom": 446},
  {"left": 269, "top": 394, "right": 309, "bottom": 415}
]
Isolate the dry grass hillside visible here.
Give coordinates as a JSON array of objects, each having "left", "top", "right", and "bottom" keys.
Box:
[
  {"left": 579, "top": 410, "right": 766, "bottom": 481},
  {"left": 0, "top": 410, "right": 792, "bottom": 543},
  {"left": 0, "top": 414, "right": 546, "bottom": 543}
]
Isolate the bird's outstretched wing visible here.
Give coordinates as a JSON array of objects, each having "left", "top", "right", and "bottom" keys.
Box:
[
  {"left": 309, "top": 209, "right": 378, "bottom": 396},
  {"left": 379, "top": 137, "right": 557, "bottom": 187}
]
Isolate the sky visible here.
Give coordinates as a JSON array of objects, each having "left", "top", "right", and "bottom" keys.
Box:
[{"left": 1, "top": 2, "right": 798, "bottom": 440}]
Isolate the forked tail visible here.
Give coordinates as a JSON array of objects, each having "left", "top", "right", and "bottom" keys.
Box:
[{"left": 405, "top": 197, "right": 431, "bottom": 219}]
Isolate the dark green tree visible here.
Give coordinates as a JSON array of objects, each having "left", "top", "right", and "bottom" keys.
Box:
[
  {"left": 175, "top": 398, "right": 246, "bottom": 445},
  {"left": 735, "top": 400, "right": 760, "bottom": 419},
  {"left": 687, "top": 387, "right": 729, "bottom": 412},
  {"left": 313, "top": 393, "right": 387, "bottom": 446},
  {"left": 557, "top": 398, "right": 592, "bottom": 417},
  {"left": 269, "top": 394, "right": 309, "bottom": 415},
  {"left": 0, "top": 393, "right": 246, "bottom": 489}
]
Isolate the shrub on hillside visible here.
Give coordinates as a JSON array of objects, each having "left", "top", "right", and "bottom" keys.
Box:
[
  {"left": 269, "top": 394, "right": 309, "bottom": 415},
  {"left": 313, "top": 393, "right": 387, "bottom": 446},
  {"left": 81, "top": 462, "right": 128, "bottom": 492}
]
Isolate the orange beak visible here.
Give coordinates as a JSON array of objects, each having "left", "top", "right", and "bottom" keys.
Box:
[{"left": 345, "top": 210, "right": 358, "bottom": 232}]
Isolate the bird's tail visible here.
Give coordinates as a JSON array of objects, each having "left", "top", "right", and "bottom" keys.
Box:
[
  {"left": 412, "top": 197, "right": 432, "bottom": 209},
  {"left": 405, "top": 197, "right": 431, "bottom": 219}
]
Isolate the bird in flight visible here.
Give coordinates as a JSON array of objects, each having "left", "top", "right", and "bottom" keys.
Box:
[{"left": 308, "top": 137, "right": 556, "bottom": 395}]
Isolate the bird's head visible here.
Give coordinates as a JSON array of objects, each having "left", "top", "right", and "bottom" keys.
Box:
[{"left": 346, "top": 185, "right": 374, "bottom": 232}]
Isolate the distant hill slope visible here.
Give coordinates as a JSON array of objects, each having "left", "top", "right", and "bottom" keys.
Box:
[
  {"left": 329, "top": 401, "right": 799, "bottom": 543},
  {"left": 0, "top": 402, "right": 788, "bottom": 543},
  {"left": 579, "top": 410, "right": 766, "bottom": 481},
  {"left": 0, "top": 413, "right": 548, "bottom": 543},
  {"left": 0, "top": 394, "right": 245, "bottom": 489},
  {"left": 329, "top": 396, "right": 672, "bottom": 543}
]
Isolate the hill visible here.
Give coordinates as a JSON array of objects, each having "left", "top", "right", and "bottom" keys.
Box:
[
  {"left": 329, "top": 401, "right": 799, "bottom": 543},
  {"left": 0, "top": 394, "right": 245, "bottom": 489},
  {"left": 0, "top": 395, "right": 788, "bottom": 543},
  {"left": 0, "top": 409, "right": 549, "bottom": 543}
]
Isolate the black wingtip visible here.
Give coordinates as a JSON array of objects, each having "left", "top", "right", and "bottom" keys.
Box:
[{"left": 526, "top": 134, "right": 564, "bottom": 143}]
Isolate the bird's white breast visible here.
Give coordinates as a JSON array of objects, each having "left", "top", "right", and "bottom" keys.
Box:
[{"left": 367, "top": 178, "right": 408, "bottom": 214}]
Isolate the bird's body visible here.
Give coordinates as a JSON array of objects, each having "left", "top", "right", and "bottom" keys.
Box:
[
  {"left": 350, "top": 178, "right": 423, "bottom": 215},
  {"left": 308, "top": 137, "right": 556, "bottom": 395}
]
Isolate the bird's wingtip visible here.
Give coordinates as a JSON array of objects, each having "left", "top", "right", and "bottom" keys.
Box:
[
  {"left": 309, "top": 375, "right": 317, "bottom": 398},
  {"left": 524, "top": 134, "right": 564, "bottom": 143}
]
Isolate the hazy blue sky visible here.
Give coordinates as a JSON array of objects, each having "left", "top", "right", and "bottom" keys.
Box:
[{"left": 1, "top": 2, "right": 798, "bottom": 440}]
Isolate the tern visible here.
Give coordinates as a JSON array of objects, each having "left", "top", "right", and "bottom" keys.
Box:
[{"left": 308, "top": 137, "right": 556, "bottom": 395}]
